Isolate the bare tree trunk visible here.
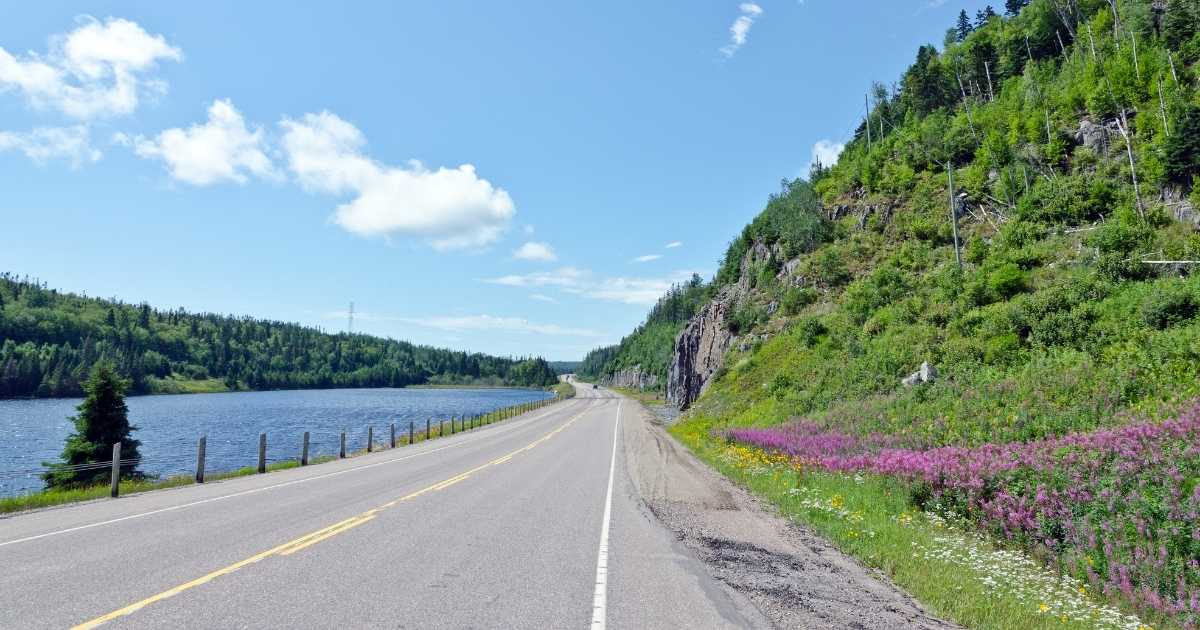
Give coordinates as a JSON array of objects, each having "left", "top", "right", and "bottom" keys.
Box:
[
  {"left": 1115, "top": 108, "right": 1144, "bottom": 220},
  {"left": 985, "top": 61, "right": 995, "bottom": 101},
  {"left": 864, "top": 93, "right": 871, "bottom": 150},
  {"left": 1168, "top": 51, "right": 1179, "bottom": 83},
  {"left": 1158, "top": 76, "right": 1170, "bottom": 138},
  {"left": 1056, "top": 30, "right": 1069, "bottom": 62},
  {"left": 1130, "top": 32, "right": 1140, "bottom": 81},
  {"left": 1108, "top": 0, "right": 1122, "bottom": 48},
  {"left": 1087, "top": 24, "right": 1098, "bottom": 61},
  {"left": 1025, "top": 34, "right": 1034, "bottom": 63}
]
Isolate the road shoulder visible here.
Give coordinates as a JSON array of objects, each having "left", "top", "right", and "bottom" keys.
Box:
[{"left": 618, "top": 392, "right": 961, "bottom": 629}]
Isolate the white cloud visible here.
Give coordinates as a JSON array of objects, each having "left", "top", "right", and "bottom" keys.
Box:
[
  {"left": 280, "top": 111, "right": 515, "bottom": 251},
  {"left": 328, "top": 310, "right": 598, "bottom": 337},
  {"left": 0, "top": 17, "right": 181, "bottom": 120},
  {"left": 0, "top": 125, "right": 100, "bottom": 166},
  {"left": 513, "top": 241, "right": 557, "bottom": 262},
  {"left": 485, "top": 267, "right": 695, "bottom": 306},
  {"left": 530, "top": 293, "right": 557, "bottom": 303},
  {"left": 128, "top": 99, "right": 275, "bottom": 185},
  {"left": 631, "top": 254, "right": 662, "bottom": 263},
  {"left": 486, "top": 266, "right": 587, "bottom": 289},
  {"left": 665, "top": 241, "right": 683, "bottom": 249},
  {"left": 805, "top": 139, "right": 845, "bottom": 174},
  {"left": 720, "top": 3, "right": 763, "bottom": 58}
]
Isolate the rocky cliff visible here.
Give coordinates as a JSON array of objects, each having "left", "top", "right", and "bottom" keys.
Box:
[
  {"left": 667, "top": 241, "right": 783, "bottom": 409},
  {"left": 603, "top": 366, "right": 659, "bottom": 390}
]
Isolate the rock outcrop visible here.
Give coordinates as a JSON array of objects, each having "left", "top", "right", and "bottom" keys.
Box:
[
  {"left": 901, "top": 361, "right": 937, "bottom": 387},
  {"left": 667, "top": 286, "right": 737, "bottom": 409},
  {"left": 603, "top": 366, "right": 659, "bottom": 390}
]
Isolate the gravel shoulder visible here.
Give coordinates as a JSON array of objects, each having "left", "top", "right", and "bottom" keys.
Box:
[{"left": 619, "top": 393, "right": 961, "bottom": 629}]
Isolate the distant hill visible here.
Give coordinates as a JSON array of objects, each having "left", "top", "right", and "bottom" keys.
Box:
[
  {"left": 0, "top": 274, "right": 559, "bottom": 398},
  {"left": 547, "top": 361, "right": 581, "bottom": 375}
]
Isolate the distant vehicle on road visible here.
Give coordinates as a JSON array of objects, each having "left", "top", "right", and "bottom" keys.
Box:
[{"left": 593, "top": 384, "right": 598, "bottom": 389}]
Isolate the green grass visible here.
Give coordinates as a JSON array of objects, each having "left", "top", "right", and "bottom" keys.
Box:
[
  {"left": 669, "top": 417, "right": 1154, "bottom": 630},
  {"left": 143, "top": 376, "right": 230, "bottom": 395}
]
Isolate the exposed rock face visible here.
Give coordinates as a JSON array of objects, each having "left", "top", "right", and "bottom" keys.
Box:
[
  {"left": 603, "top": 366, "right": 658, "bottom": 390},
  {"left": 667, "top": 285, "right": 737, "bottom": 409},
  {"left": 901, "top": 361, "right": 937, "bottom": 387},
  {"left": 1074, "top": 117, "right": 1117, "bottom": 154}
]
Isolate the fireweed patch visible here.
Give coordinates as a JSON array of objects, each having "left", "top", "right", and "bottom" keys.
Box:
[{"left": 727, "top": 403, "right": 1200, "bottom": 628}]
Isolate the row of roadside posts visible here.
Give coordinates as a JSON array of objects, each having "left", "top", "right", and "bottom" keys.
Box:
[{"left": 108, "top": 395, "right": 563, "bottom": 498}]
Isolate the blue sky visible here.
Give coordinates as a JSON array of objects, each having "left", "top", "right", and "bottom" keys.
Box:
[{"left": 0, "top": 0, "right": 992, "bottom": 360}]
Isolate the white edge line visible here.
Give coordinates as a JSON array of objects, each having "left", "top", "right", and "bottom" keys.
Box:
[
  {"left": 590, "top": 399, "right": 621, "bottom": 629},
  {"left": 0, "top": 399, "right": 590, "bottom": 549}
]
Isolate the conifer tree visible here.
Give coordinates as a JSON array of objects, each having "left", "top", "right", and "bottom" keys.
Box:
[
  {"left": 1163, "top": 105, "right": 1200, "bottom": 189},
  {"left": 43, "top": 363, "right": 142, "bottom": 489},
  {"left": 956, "top": 10, "right": 974, "bottom": 41},
  {"left": 1005, "top": 0, "right": 1026, "bottom": 16}
]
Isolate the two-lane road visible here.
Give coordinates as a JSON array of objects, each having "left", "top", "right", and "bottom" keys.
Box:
[{"left": 0, "top": 385, "right": 768, "bottom": 629}]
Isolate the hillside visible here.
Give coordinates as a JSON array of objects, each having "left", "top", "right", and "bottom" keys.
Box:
[
  {"left": 0, "top": 274, "right": 559, "bottom": 398},
  {"left": 616, "top": 1, "right": 1200, "bottom": 628},
  {"left": 577, "top": 274, "right": 710, "bottom": 389}
]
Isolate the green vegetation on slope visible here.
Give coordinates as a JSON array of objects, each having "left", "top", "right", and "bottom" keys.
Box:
[
  {"left": 577, "top": 274, "right": 711, "bottom": 387},
  {"left": 0, "top": 273, "right": 559, "bottom": 398},
  {"left": 658, "top": 1, "right": 1200, "bottom": 627}
]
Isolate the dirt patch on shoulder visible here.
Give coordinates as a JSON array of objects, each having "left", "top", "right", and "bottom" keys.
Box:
[{"left": 621, "top": 400, "right": 959, "bottom": 630}]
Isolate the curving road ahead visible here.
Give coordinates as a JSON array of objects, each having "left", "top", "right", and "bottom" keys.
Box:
[{"left": 0, "top": 384, "right": 769, "bottom": 629}]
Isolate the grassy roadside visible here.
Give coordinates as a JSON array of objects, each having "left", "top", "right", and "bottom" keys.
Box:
[
  {"left": 1, "top": 394, "right": 571, "bottom": 517},
  {"left": 609, "top": 386, "right": 662, "bottom": 406},
  {"left": 664, "top": 413, "right": 1156, "bottom": 630}
]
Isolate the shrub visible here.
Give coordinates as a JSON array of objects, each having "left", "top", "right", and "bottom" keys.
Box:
[
  {"left": 781, "top": 287, "right": 818, "bottom": 315},
  {"left": 1141, "top": 282, "right": 1199, "bottom": 329},
  {"left": 794, "top": 317, "right": 827, "bottom": 347},
  {"left": 986, "top": 263, "right": 1026, "bottom": 300}
]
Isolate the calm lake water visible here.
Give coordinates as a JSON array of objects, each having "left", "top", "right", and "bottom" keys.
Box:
[{"left": 0, "top": 387, "right": 553, "bottom": 496}]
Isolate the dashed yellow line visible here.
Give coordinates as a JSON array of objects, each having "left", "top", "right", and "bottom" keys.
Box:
[{"left": 71, "top": 403, "right": 597, "bottom": 630}]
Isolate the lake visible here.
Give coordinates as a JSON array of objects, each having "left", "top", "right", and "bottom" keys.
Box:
[{"left": 0, "top": 387, "right": 553, "bottom": 496}]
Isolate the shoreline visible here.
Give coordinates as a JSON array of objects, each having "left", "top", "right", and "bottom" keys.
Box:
[{"left": 0, "top": 381, "right": 564, "bottom": 402}]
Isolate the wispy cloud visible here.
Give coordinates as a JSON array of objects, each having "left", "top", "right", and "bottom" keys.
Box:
[
  {"left": 631, "top": 254, "right": 662, "bottom": 263},
  {"left": 485, "top": 267, "right": 696, "bottom": 306},
  {"left": 530, "top": 293, "right": 557, "bottom": 303},
  {"left": 720, "top": 3, "right": 763, "bottom": 58},
  {"left": 326, "top": 310, "right": 599, "bottom": 337},
  {"left": 513, "top": 241, "right": 557, "bottom": 262},
  {"left": 0, "top": 125, "right": 100, "bottom": 166},
  {"left": 665, "top": 241, "right": 683, "bottom": 249}
]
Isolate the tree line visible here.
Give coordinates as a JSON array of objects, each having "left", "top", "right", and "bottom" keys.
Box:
[{"left": 0, "top": 273, "right": 558, "bottom": 398}]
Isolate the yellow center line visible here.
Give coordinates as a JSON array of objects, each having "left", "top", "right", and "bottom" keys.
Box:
[{"left": 71, "top": 401, "right": 600, "bottom": 630}]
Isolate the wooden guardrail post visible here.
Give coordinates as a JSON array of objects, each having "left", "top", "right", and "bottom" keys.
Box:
[
  {"left": 340, "top": 432, "right": 346, "bottom": 459},
  {"left": 195, "top": 436, "right": 207, "bottom": 484},
  {"left": 110, "top": 442, "right": 121, "bottom": 498},
  {"left": 390, "top": 423, "right": 396, "bottom": 449},
  {"left": 258, "top": 433, "right": 267, "bottom": 473},
  {"left": 301, "top": 431, "right": 310, "bottom": 466},
  {"left": 367, "top": 426, "right": 374, "bottom": 452},
  {"left": 440, "top": 419, "right": 445, "bottom": 436},
  {"left": 409, "top": 421, "right": 415, "bottom": 445}
]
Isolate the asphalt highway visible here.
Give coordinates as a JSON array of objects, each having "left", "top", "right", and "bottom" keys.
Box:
[{"left": 0, "top": 385, "right": 766, "bottom": 629}]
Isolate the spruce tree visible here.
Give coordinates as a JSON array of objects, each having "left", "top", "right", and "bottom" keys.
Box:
[
  {"left": 1005, "top": 0, "right": 1025, "bottom": 16},
  {"left": 956, "top": 10, "right": 974, "bottom": 42},
  {"left": 43, "top": 363, "right": 142, "bottom": 489},
  {"left": 1163, "top": 105, "right": 1200, "bottom": 189}
]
